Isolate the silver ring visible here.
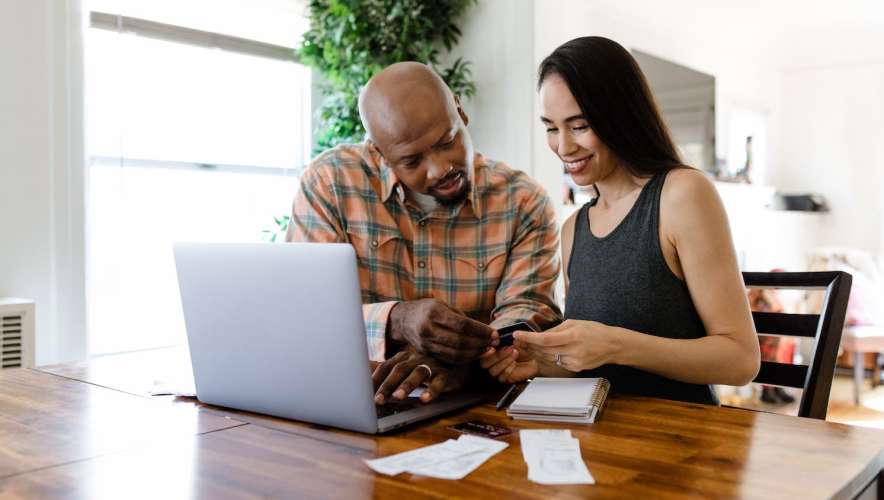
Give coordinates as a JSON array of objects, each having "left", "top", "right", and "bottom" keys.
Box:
[
  {"left": 416, "top": 363, "right": 433, "bottom": 379},
  {"left": 554, "top": 353, "right": 562, "bottom": 366}
]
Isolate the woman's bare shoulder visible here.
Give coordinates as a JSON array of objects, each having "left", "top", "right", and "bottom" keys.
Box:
[
  {"left": 662, "top": 168, "right": 716, "bottom": 199},
  {"left": 660, "top": 168, "right": 728, "bottom": 237}
]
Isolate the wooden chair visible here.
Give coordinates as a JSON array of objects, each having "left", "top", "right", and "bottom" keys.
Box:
[{"left": 744, "top": 271, "right": 852, "bottom": 419}]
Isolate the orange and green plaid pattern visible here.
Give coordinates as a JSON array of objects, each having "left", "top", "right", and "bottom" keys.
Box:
[{"left": 287, "top": 143, "right": 562, "bottom": 361}]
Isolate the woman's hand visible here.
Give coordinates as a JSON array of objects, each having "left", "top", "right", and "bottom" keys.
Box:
[
  {"left": 514, "top": 320, "right": 621, "bottom": 372},
  {"left": 479, "top": 346, "right": 539, "bottom": 383}
]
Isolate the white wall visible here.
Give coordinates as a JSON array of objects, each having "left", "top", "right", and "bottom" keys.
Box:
[
  {"left": 770, "top": 63, "right": 884, "bottom": 255},
  {"left": 0, "top": 0, "right": 87, "bottom": 364},
  {"left": 441, "top": 0, "right": 535, "bottom": 174}
]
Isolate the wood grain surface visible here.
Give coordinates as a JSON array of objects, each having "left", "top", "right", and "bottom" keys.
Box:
[
  {"left": 0, "top": 368, "right": 242, "bottom": 478},
  {"left": 0, "top": 347, "right": 881, "bottom": 499}
]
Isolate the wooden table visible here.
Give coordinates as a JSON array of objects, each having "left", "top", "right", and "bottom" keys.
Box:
[{"left": 1, "top": 347, "right": 884, "bottom": 499}]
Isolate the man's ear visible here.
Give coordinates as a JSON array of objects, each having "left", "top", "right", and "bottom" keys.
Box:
[
  {"left": 366, "top": 139, "right": 384, "bottom": 159},
  {"left": 454, "top": 95, "right": 469, "bottom": 126}
]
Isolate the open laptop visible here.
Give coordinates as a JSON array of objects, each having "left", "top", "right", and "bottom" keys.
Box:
[{"left": 173, "top": 242, "right": 483, "bottom": 434}]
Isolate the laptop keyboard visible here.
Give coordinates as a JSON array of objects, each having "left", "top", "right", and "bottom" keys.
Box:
[{"left": 376, "top": 398, "right": 422, "bottom": 418}]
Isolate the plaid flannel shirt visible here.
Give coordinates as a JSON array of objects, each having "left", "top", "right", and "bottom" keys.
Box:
[{"left": 287, "top": 143, "right": 562, "bottom": 361}]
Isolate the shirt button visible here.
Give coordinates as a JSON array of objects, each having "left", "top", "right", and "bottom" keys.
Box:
[
  {"left": 419, "top": 220, "right": 427, "bottom": 227},
  {"left": 477, "top": 262, "right": 485, "bottom": 270},
  {"left": 417, "top": 261, "right": 426, "bottom": 269},
  {"left": 371, "top": 240, "right": 379, "bottom": 248}
]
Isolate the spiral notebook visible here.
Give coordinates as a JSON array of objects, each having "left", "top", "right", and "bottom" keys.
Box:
[{"left": 506, "top": 377, "right": 611, "bottom": 424}]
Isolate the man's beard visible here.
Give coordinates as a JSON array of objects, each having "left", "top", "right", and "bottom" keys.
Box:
[
  {"left": 435, "top": 181, "right": 470, "bottom": 206},
  {"left": 430, "top": 170, "right": 471, "bottom": 206}
]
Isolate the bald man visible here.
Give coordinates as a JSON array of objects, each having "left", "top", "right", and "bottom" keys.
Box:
[{"left": 287, "top": 62, "right": 561, "bottom": 405}]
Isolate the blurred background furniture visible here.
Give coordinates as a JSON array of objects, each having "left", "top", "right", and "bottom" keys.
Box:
[
  {"left": 840, "top": 326, "right": 884, "bottom": 405},
  {"left": 808, "top": 249, "right": 884, "bottom": 407}
]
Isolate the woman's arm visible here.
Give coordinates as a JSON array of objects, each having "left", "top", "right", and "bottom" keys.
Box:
[
  {"left": 517, "top": 170, "right": 760, "bottom": 386},
  {"left": 653, "top": 168, "right": 760, "bottom": 385}
]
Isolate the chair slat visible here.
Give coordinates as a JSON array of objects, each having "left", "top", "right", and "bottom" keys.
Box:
[
  {"left": 752, "top": 312, "right": 820, "bottom": 338},
  {"left": 754, "top": 361, "right": 808, "bottom": 389},
  {"left": 743, "top": 271, "right": 841, "bottom": 289}
]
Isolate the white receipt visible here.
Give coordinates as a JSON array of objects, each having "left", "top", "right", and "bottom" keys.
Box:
[
  {"left": 520, "top": 429, "right": 595, "bottom": 485},
  {"left": 518, "top": 429, "right": 572, "bottom": 463},
  {"left": 365, "top": 435, "right": 508, "bottom": 480}
]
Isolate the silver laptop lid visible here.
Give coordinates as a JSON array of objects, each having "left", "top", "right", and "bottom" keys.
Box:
[{"left": 173, "top": 242, "right": 379, "bottom": 433}]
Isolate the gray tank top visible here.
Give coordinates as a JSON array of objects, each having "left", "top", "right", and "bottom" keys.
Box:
[{"left": 565, "top": 171, "right": 718, "bottom": 405}]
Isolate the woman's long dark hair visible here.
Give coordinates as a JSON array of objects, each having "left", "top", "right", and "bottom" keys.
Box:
[{"left": 538, "top": 36, "right": 685, "bottom": 176}]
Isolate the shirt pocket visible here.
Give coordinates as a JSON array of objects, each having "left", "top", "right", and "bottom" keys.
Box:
[
  {"left": 345, "top": 229, "right": 406, "bottom": 302},
  {"left": 346, "top": 229, "right": 401, "bottom": 264},
  {"left": 451, "top": 248, "right": 509, "bottom": 285}
]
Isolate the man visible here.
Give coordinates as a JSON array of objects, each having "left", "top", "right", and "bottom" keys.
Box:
[{"left": 287, "top": 62, "right": 561, "bottom": 405}]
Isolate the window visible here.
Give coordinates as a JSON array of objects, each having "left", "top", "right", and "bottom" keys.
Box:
[{"left": 85, "top": 2, "right": 310, "bottom": 354}]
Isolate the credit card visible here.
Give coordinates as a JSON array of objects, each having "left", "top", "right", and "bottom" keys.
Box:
[
  {"left": 448, "top": 420, "right": 513, "bottom": 439},
  {"left": 496, "top": 322, "right": 534, "bottom": 347}
]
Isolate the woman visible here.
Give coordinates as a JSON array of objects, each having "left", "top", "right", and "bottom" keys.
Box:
[{"left": 480, "top": 37, "right": 760, "bottom": 405}]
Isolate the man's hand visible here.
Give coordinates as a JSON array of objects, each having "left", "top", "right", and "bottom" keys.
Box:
[
  {"left": 372, "top": 349, "right": 469, "bottom": 405},
  {"left": 388, "top": 298, "right": 496, "bottom": 364}
]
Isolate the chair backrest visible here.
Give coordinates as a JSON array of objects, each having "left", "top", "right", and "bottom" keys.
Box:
[{"left": 743, "top": 271, "right": 852, "bottom": 419}]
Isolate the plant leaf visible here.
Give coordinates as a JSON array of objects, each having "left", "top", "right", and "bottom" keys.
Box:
[{"left": 299, "top": 0, "right": 478, "bottom": 151}]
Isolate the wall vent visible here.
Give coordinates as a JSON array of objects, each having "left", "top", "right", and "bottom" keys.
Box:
[{"left": 0, "top": 299, "right": 35, "bottom": 369}]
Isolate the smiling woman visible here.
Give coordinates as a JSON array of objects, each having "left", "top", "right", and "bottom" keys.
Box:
[{"left": 480, "top": 37, "right": 760, "bottom": 405}]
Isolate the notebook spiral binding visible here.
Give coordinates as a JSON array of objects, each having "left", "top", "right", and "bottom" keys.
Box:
[{"left": 590, "top": 378, "right": 611, "bottom": 410}]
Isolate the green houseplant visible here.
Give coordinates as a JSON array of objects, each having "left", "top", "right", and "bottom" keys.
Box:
[
  {"left": 262, "top": 215, "right": 291, "bottom": 243},
  {"left": 298, "top": 0, "right": 478, "bottom": 151},
  {"left": 263, "top": 0, "right": 478, "bottom": 241}
]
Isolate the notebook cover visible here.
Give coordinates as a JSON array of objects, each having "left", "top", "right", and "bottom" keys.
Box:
[{"left": 507, "top": 377, "right": 610, "bottom": 423}]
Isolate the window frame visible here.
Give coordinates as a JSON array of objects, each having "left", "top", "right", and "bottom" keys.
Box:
[{"left": 89, "top": 11, "right": 301, "bottom": 64}]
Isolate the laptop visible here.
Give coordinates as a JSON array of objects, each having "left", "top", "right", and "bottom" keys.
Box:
[{"left": 173, "top": 242, "right": 483, "bottom": 434}]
